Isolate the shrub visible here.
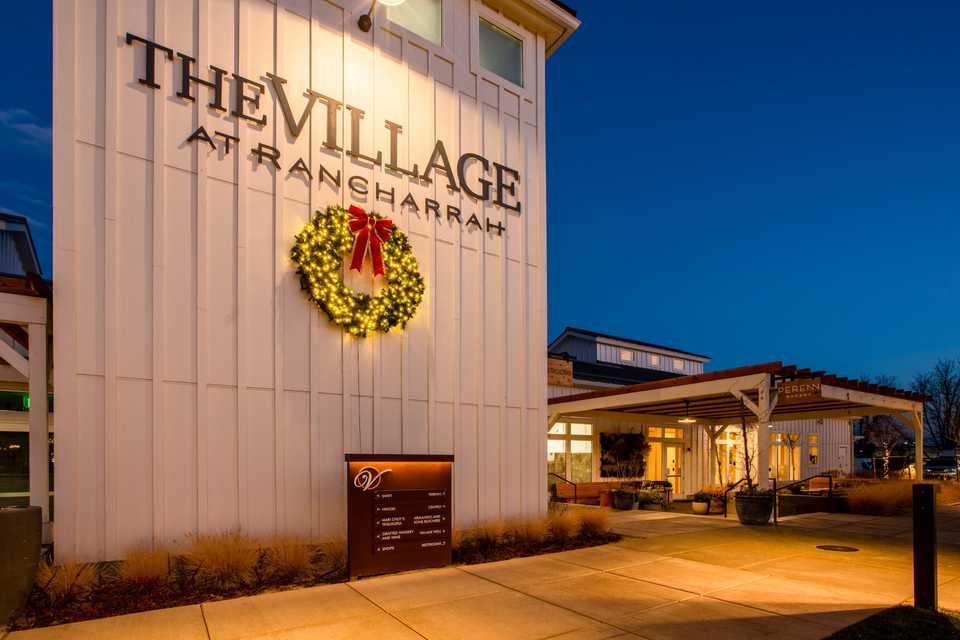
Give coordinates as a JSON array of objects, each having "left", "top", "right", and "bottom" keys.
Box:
[
  {"left": 577, "top": 509, "right": 609, "bottom": 539},
  {"left": 119, "top": 547, "right": 171, "bottom": 586},
  {"left": 636, "top": 490, "right": 665, "bottom": 506},
  {"left": 36, "top": 560, "right": 95, "bottom": 605},
  {"left": 262, "top": 538, "right": 312, "bottom": 583},
  {"left": 504, "top": 518, "right": 548, "bottom": 548},
  {"left": 317, "top": 538, "right": 347, "bottom": 577},
  {"left": 846, "top": 481, "right": 912, "bottom": 516},
  {"left": 547, "top": 510, "right": 580, "bottom": 544},
  {"left": 936, "top": 481, "right": 960, "bottom": 505},
  {"left": 187, "top": 533, "right": 259, "bottom": 588}
]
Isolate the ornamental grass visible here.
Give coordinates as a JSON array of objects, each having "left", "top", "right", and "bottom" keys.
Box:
[
  {"left": 118, "top": 547, "right": 171, "bottom": 586},
  {"left": 846, "top": 480, "right": 960, "bottom": 516},
  {"left": 35, "top": 560, "right": 96, "bottom": 606},
  {"left": 453, "top": 508, "right": 617, "bottom": 564},
  {"left": 261, "top": 537, "right": 313, "bottom": 583},
  {"left": 576, "top": 509, "right": 610, "bottom": 539},
  {"left": 186, "top": 532, "right": 260, "bottom": 589},
  {"left": 546, "top": 510, "right": 580, "bottom": 543}
]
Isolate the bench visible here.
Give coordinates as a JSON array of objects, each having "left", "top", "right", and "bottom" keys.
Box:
[
  {"left": 806, "top": 477, "right": 834, "bottom": 495},
  {"left": 554, "top": 481, "right": 621, "bottom": 505}
]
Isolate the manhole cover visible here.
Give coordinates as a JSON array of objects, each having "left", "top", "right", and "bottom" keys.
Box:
[{"left": 816, "top": 545, "right": 859, "bottom": 552}]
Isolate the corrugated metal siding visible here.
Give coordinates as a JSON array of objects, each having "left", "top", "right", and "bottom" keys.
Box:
[
  {"left": 596, "top": 343, "right": 703, "bottom": 375},
  {"left": 771, "top": 418, "right": 852, "bottom": 476},
  {"left": 551, "top": 335, "right": 597, "bottom": 363},
  {"left": 548, "top": 384, "right": 592, "bottom": 399},
  {"left": 0, "top": 234, "right": 26, "bottom": 275}
]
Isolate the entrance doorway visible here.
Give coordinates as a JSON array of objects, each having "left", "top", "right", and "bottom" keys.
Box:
[{"left": 646, "top": 427, "right": 684, "bottom": 490}]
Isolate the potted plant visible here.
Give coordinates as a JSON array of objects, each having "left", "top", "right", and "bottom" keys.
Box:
[
  {"left": 637, "top": 489, "right": 666, "bottom": 511},
  {"left": 611, "top": 488, "right": 636, "bottom": 510},
  {"left": 703, "top": 485, "right": 725, "bottom": 513},
  {"left": 733, "top": 418, "right": 775, "bottom": 525},
  {"left": 0, "top": 506, "right": 42, "bottom": 626},
  {"left": 691, "top": 491, "right": 711, "bottom": 515}
]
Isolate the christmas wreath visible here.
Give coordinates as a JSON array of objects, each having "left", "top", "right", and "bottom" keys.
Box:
[{"left": 291, "top": 205, "right": 425, "bottom": 337}]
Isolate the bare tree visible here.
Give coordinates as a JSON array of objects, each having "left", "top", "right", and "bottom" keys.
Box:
[
  {"left": 912, "top": 359, "right": 960, "bottom": 455},
  {"left": 853, "top": 375, "right": 911, "bottom": 477},
  {"left": 739, "top": 413, "right": 756, "bottom": 490},
  {"left": 859, "top": 414, "right": 910, "bottom": 478}
]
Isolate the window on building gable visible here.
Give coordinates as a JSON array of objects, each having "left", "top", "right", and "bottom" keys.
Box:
[
  {"left": 479, "top": 17, "right": 523, "bottom": 87},
  {"left": 649, "top": 354, "right": 660, "bottom": 366},
  {"left": 673, "top": 358, "right": 684, "bottom": 371},
  {"left": 620, "top": 349, "right": 633, "bottom": 363},
  {"left": 386, "top": 0, "right": 442, "bottom": 45}
]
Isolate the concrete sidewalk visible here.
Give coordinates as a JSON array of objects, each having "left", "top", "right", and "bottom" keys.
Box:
[{"left": 7, "top": 510, "right": 960, "bottom": 640}]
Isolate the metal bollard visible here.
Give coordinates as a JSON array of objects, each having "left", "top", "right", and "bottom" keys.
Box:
[{"left": 913, "top": 483, "right": 937, "bottom": 611}]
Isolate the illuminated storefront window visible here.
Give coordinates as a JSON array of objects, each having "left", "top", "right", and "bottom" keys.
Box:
[{"left": 547, "top": 422, "right": 593, "bottom": 487}]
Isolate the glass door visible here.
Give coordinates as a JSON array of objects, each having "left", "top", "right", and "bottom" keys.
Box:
[{"left": 665, "top": 445, "right": 683, "bottom": 491}]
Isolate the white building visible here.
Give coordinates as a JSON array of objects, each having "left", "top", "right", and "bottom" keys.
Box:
[
  {"left": 547, "top": 327, "right": 883, "bottom": 498},
  {"left": 52, "top": 0, "right": 579, "bottom": 561}
]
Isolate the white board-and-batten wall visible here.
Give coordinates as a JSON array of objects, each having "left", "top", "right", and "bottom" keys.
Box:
[{"left": 53, "top": 0, "right": 555, "bottom": 561}]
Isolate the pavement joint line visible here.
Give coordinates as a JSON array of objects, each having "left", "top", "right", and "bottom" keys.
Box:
[
  {"left": 452, "top": 564, "right": 661, "bottom": 639},
  {"left": 344, "top": 579, "right": 430, "bottom": 640},
  {"left": 198, "top": 603, "right": 213, "bottom": 640}
]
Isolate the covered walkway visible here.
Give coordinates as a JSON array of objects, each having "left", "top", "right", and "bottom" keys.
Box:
[{"left": 547, "top": 361, "right": 927, "bottom": 489}]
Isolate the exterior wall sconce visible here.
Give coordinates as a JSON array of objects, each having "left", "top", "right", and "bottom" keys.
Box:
[{"left": 358, "top": 0, "right": 406, "bottom": 32}]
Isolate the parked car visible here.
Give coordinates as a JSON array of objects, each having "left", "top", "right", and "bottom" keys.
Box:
[{"left": 924, "top": 456, "right": 958, "bottom": 479}]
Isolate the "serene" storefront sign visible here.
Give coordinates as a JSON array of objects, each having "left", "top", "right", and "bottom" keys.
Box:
[{"left": 125, "top": 34, "right": 522, "bottom": 235}]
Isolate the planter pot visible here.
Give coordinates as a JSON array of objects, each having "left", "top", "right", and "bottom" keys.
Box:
[
  {"left": 735, "top": 494, "right": 774, "bottom": 525},
  {"left": 612, "top": 491, "right": 635, "bottom": 511},
  {"left": 599, "top": 491, "right": 613, "bottom": 508},
  {"left": 0, "top": 506, "right": 42, "bottom": 626},
  {"left": 709, "top": 497, "right": 725, "bottom": 514},
  {"left": 691, "top": 501, "right": 710, "bottom": 515}
]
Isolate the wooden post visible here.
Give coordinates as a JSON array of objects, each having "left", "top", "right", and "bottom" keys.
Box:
[
  {"left": 916, "top": 407, "right": 925, "bottom": 480},
  {"left": 913, "top": 483, "right": 937, "bottom": 611}
]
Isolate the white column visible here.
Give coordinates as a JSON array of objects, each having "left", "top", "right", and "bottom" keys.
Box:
[
  {"left": 28, "top": 322, "right": 49, "bottom": 529},
  {"left": 756, "top": 378, "right": 772, "bottom": 489},
  {"left": 757, "top": 422, "right": 770, "bottom": 489}
]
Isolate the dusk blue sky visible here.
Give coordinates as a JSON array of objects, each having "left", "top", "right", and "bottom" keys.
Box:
[
  {"left": 546, "top": 1, "right": 959, "bottom": 384},
  {"left": 1, "top": 2, "right": 957, "bottom": 385}
]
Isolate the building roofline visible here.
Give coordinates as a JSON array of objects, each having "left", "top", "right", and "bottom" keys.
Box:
[
  {"left": 548, "top": 326, "right": 712, "bottom": 361},
  {"left": 548, "top": 360, "right": 926, "bottom": 407},
  {"left": 0, "top": 211, "right": 42, "bottom": 277},
  {"left": 483, "top": 0, "right": 580, "bottom": 57}
]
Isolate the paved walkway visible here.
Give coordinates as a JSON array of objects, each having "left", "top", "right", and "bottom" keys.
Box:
[{"left": 8, "top": 508, "right": 960, "bottom": 640}]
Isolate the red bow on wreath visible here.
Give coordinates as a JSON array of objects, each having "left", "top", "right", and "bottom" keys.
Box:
[{"left": 348, "top": 205, "right": 394, "bottom": 277}]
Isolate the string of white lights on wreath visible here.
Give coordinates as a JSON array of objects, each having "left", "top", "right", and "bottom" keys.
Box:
[{"left": 291, "top": 205, "right": 425, "bottom": 337}]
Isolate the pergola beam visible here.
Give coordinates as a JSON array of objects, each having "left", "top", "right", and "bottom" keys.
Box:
[
  {"left": 568, "top": 409, "right": 718, "bottom": 426},
  {"left": 821, "top": 383, "right": 920, "bottom": 414},
  {"left": 548, "top": 372, "right": 770, "bottom": 415}
]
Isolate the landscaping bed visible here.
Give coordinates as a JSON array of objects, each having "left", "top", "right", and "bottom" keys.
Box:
[
  {"left": 827, "top": 606, "right": 960, "bottom": 639},
  {"left": 10, "top": 508, "right": 616, "bottom": 630}
]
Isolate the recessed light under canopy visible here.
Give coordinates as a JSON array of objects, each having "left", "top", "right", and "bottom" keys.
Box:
[
  {"left": 678, "top": 400, "right": 696, "bottom": 424},
  {"left": 358, "top": 0, "right": 407, "bottom": 32}
]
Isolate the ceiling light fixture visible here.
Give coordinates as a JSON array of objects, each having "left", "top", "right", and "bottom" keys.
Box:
[
  {"left": 358, "top": 0, "right": 407, "bottom": 32},
  {"left": 678, "top": 400, "right": 696, "bottom": 424}
]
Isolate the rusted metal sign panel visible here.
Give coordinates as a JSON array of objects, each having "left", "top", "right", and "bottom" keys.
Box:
[
  {"left": 345, "top": 454, "right": 453, "bottom": 579},
  {"left": 777, "top": 378, "right": 822, "bottom": 404}
]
